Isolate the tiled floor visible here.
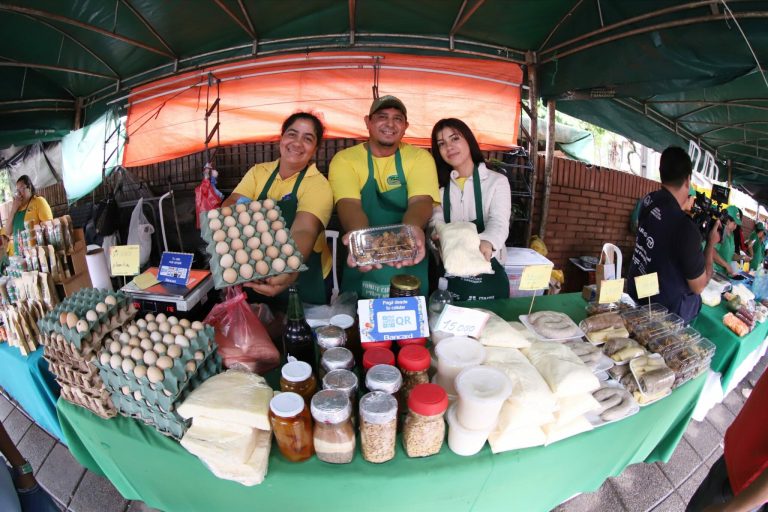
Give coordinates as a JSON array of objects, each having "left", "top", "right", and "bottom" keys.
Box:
[{"left": 1, "top": 355, "right": 765, "bottom": 512}]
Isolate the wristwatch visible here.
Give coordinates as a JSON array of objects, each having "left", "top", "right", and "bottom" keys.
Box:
[{"left": 11, "top": 460, "right": 33, "bottom": 478}]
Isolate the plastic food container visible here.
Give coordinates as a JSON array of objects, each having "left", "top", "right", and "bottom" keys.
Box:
[
  {"left": 446, "top": 404, "right": 491, "bottom": 456},
  {"left": 434, "top": 337, "right": 486, "bottom": 396},
  {"left": 403, "top": 383, "right": 449, "bottom": 457},
  {"left": 348, "top": 224, "right": 417, "bottom": 267},
  {"left": 621, "top": 304, "right": 669, "bottom": 332},
  {"left": 454, "top": 366, "right": 512, "bottom": 431},
  {"left": 663, "top": 338, "right": 716, "bottom": 376},
  {"left": 646, "top": 326, "right": 701, "bottom": 354},
  {"left": 634, "top": 313, "right": 684, "bottom": 344},
  {"left": 629, "top": 355, "right": 675, "bottom": 396}
]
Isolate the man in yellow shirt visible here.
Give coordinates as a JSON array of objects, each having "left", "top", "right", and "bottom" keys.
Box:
[{"left": 329, "top": 96, "right": 439, "bottom": 298}]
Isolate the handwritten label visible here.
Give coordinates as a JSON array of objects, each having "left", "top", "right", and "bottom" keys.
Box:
[
  {"left": 132, "top": 271, "right": 160, "bottom": 290},
  {"left": 598, "top": 278, "right": 625, "bottom": 304},
  {"left": 519, "top": 264, "right": 554, "bottom": 291},
  {"left": 635, "top": 273, "right": 660, "bottom": 299},
  {"left": 157, "top": 252, "right": 194, "bottom": 286},
  {"left": 434, "top": 305, "right": 491, "bottom": 338},
  {"left": 110, "top": 245, "right": 140, "bottom": 276}
]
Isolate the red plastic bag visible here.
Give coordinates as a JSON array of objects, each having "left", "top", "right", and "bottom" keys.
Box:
[
  {"left": 204, "top": 286, "right": 280, "bottom": 373},
  {"left": 195, "top": 178, "right": 222, "bottom": 229}
]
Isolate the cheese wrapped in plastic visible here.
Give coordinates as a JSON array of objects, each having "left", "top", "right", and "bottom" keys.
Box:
[
  {"left": 181, "top": 423, "right": 258, "bottom": 464},
  {"left": 484, "top": 347, "right": 557, "bottom": 413},
  {"left": 476, "top": 312, "right": 532, "bottom": 349},
  {"left": 494, "top": 398, "right": 555, "bottom": 432},
  {"left": 554, "top": 393, "right": 601, "bottom": 424},
  {"left": 488, "top": 424, "right": 546, "bottom": 454},
  {"left": 177, "top": 370, "right": 273, "bottom": 431},
  {"left": 541, "top": 415, "right": 593, "bottom": 445},
  {"left": 200, "top": 428, "right": 272, "bottom": 486},
  {"left": 437, "top": 222, "right": 492, "bottom": 277},
  {"left": 522, "top": 341, "right": 600, "bottom": 398}
]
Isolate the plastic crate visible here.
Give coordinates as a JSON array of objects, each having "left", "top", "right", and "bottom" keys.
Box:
[{"left": 504, "top": 248, "right": 552, "bottom": 298}]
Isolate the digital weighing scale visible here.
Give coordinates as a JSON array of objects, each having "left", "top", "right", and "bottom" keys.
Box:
[{"left": 120, "top": 267, "right": 215, "bottom": 317}]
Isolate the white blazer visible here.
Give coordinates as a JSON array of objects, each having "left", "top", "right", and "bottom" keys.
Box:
[{"left": 430, "top": 162, "right": 512, "bottom": 264}]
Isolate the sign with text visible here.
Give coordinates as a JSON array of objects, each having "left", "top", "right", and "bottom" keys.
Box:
[
  {"left": 357, "top": 296, "right": 429, "bottom": 342},
  {"left": 519, "top": 264, "right": 554, "bottom": 291},
  {"left": 157, "top": 252, "right": 194, "bottom": 286},
  {"left": 110, "top": 245, "right": 140, "bottom": 276},
  {"left": 132, "top": 271, "right": 160, "bottom": 290},
  {"left": 434, "top": 305, "right": 490, "bottom": 338},
  {"left": 598, "top": 278, "right": 625, "bottom": 304},
  {"left": 635, "top": 273, "right": 660, "bottom": 299}
]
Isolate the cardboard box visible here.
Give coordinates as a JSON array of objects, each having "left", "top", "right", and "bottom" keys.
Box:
[{"left": 59, "top": 271, "right": 92, "bottom": 297}]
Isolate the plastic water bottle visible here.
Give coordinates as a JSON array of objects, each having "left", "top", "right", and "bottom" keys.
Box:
[{"left": 428, "top": 278, "right": 453, "bottom": 329}]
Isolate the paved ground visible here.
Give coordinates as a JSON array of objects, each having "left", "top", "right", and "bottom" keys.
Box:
[{"left": 1, "top": 354, "right": 765, "bottom": 512}]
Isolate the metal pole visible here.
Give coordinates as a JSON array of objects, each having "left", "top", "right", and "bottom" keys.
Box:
[
  {"left": 728, "top": 159, "right": 733, "bottom": 187},
  {"left": 524, "top": 51, "right": 539, "bottom": 244},
  {"left": 539, "top": 99, "right": 556, "bottom": 239}
]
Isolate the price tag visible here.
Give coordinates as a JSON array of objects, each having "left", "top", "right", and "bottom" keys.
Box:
[
  {"left": 635, "top": 273, "right": 660, "bottom": 299},
  {"left": 357, "top": 296, "right": 429, "bottom": 342},
  {"left": 598, "top": 278, "right": 625, "bottom": 304},
  {"left": 157, "top": 252, "right": 194, "bottom": 286},
  {"left": 519, "top": 264, "right": 554, "bottom": 291},
  {"left": 434, "top": 305, "right": 491, "bottom": 338},
  {"left": 132, "top": 271, "right": 160, "bottom": 290},
  {"left": 110, "top": 245, "right": 140, "bottom": 276}
]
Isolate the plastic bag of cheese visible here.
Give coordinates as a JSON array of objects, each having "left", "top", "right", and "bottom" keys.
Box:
[
  {"left": 476, "top": 311, "right": 532, "bottom": 348},
  {"left": 484, "top": 347, "right": 556, "bottom": 413},
  {"left": 554, "top": 393, "right": 601, "bottom": 424},
  {"left": 541, "top": 415, "right": 593, "bottom": 445},
  {"left": 177, "top": 370, "right": 273, "bottom": 431},
  {"left": 437, "top": 222, "right": 492, "bottom": 277},
  {"left": 186, "top": 427, "right": 272, "bottom": 486},
  {"left": 522, "top": 341, "right": 600, "bottom": 398},
  {"left": 488, "top": 424, "right": 546, "bottom": 454}
]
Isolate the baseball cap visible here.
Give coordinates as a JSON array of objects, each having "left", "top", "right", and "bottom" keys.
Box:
[
  {"left": 756, "top": 222, "right": 765, "bottom": 232},
  {"left": 688, "top": 185, "right": 696, "bottom": 197},
  {"left": 369, "top": 95, "right": 407, "bottom": 118},
  {"left": 725, "top": 205, "right": 742, "bottom": 226}
]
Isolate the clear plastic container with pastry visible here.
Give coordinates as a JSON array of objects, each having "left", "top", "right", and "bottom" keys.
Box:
[
  {"left": 633, "top": 313, "right": 684, "bottom": 345},
  {"left": 620, "top": 304, "right": 669, "bottom": 333},
  {"left": 646, "top": 326, "right": 702, "bottom": 354},
  {"left": 629, "top": 354, "right": 675, "bottom": 403},
  {"left": 663, "top": 338, "right": 716, "bottom": 388},
  {"left": 602, "top": 337, "right": 647, "bottom": 364}
]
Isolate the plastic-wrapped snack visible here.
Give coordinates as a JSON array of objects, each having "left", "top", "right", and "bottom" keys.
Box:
[{"left": 348, "top": 224, "right": 417, "bottom": 267}]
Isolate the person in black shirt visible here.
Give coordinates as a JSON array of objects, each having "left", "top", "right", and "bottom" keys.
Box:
[{"left": 628, "top": 147, "right": 719, "bottom": 323}]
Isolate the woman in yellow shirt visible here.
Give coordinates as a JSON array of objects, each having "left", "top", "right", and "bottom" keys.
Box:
[
  {"left": 222, "top": 112, "right": 334, "bottom": 305},
  {"left": 9, "top": 175, "right": 53, "bottom": 255}
]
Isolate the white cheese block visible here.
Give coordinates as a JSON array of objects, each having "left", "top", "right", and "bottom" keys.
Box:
[
  {"left": 488, "top": 424, "right": 546, "bottom": 454},
  {"left": 522, "top": 341, "right": 600, "bottom": 398},
  {"left": 494, "top": 398, "right": 555, "bottom": 432},
  {"left": 554, "top": 393, "right": 601, "bottom": 425},
  {"left": 177, "top": 370, "right": 273, "bottom": 431},
  {"left": 181, "top": 423, "right": 257, "bottom": 464},
  {"left": 192, "top": 416, "right": 255, "bottom": 436},
  {"left": 202, "top": 428, "right": 271, "bottom": 486},
  {"left": 477, "top": 313, "right": 532, "bottom": 348},
  {"left": 484, "top": 347, "right": 557, "bottom": 413},
  {"left": 541, "top": 415, "right": 593, "bottom": 445},
  {"left": 437, "top": 222, "right": 492, "bottom": 277}
]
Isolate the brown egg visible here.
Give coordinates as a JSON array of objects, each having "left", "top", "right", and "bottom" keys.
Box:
[
  {"left": 263, "top": 198, "right": 275, "bottom": 209},
  {"left": 256, "top": 220, "right": 269, "bottom": 233},
  {"left": 261, "top": 231, "right": 274, "bottom": 246},
  {"left": 208, "top": 218, "right": 222, "bottom": 231},
  {"left": 247, "top": 237, "right": 261, "bottom": 250},
  {"left": 227, "top": 226, "right": 240, "bottom": 239},
  {"left": 66, "top": 312, "right": 79, "bottom": 328},
  {"left": 147, "top": 366, "right": 164, "bottom": 383},
  {"left": 287, "top": 255, "right": 301, "bottom": 269},
  {"left": 266, "top": 246, "right": 279, "bottom": 259},
  {"left": 271, "top": 258, "right": 286, "bottom": 272},
  {"left": 223, "top": 268, "right": 238, "bottom": 283},
  {"left": 250, "top": 249, "right": 264, "bottom": 261},
  {"left": 219, "top": 253, "right": 234, "bottom": 268},
  {"left": 220, "top": 206, "right": 232, "bottom": 217},
  {"left": 239, "top": 263, "right": 254, "bottom": 279},
  {"left": 275, "top": 229, "right": 289, "bottom": 244},
  {"left": 235, "top": 249, "right": 249, "bottom": 265},
  {"left": 212, "top": 229, "right": 226, "bottom": 242},
  {"left": 235, "top": 203, "right": 247, "bottom": 213},
  {"left": 281, "top": 243, "right": 294, "bottom": 256},
  {"left": 223, "top": 215, "right": 237, "bottom": 227},
  {"left": 242, "top": 225, "right": 256, "bottom": 238},
  {"left": 249, "top": 200, "right": 262, "bottom": 212},
  {"left": 238, "top": 211, "right": 251, "bottom": 225},
  {"left": 271, "top": 220, "right": 284, "bottom": 231},
  {"left": 215, "top": 241, "right": 229, "bottom": 255},
  {"left": 266, "top": 209, "right": 279, "bottom": 221},
  {"left": 59, "top": 312, "right": 68, "bottom": 326},
  {"left": 255, "top": 260, "right": 269, "bottom": 275},
  {"left": 230, "top": 238, "right": 244, "bottom": 251}
]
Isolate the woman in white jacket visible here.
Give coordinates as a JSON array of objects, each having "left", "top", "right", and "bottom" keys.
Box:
[{"left": 430, "top": 118, "right": 511, "bottom": 301}]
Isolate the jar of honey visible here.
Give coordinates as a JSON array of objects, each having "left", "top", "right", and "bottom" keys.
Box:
[
  {"left": 269, "top": 392, "right": 314, "bottom": 462},
  {"left": 280, "top": 360, "right": 317, "bottom": 407}
]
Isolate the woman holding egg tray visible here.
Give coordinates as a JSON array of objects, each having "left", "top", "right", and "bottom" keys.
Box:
[
  {"left": 221, "top": 112, "right": 334, "bottom": 306},
  {"left": 428, "top": 118, "right": 511, "bottom": 301}
]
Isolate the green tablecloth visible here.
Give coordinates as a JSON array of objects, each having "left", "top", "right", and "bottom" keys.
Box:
[
  {"left": 692, "top": 302, "right": 768, "bottom": 390},
  {"left": 57, "top": 293, "right": 706, "bottom": 512},
  {"left": 0, "top": 343, "right": 63, "bottom": 441}
]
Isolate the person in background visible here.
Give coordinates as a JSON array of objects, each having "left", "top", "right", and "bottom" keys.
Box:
[
  {"left": 684, "top": 185, "right": 697, "bottom": 214},
  {"left": 686, "top": 370, "right": 768, "bottom": 512},
  {"left": 0, "top": 421, "right": 59, "bottom": 512},
  {"left": 428, "top": 118, "right": 511, "bottom": 301},
  {"left": 0, "top": 231, "right": 9, "bottom": 274},
  {"left": 748, "top": 222, "right": 766, "bottom": 272},
  {"left": 329, "top": 95, "right": 439, "bottom": 298},
  {"left": 8, "top": 175, "right": 53, "bottom": 256},
  {"left": 627, "top": 146, "right": 718, "bottom": 323},
  {"left": 713, "top": 205, "right": 750, "bottom": 276},
  {"left": 222, "top": 112, "right": 333, "bottom": 305}
]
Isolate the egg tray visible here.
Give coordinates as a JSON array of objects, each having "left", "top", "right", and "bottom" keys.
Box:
[
  {"left": 111, "top": 392, "right": 189, "bottom": 439},
  {"left": 43, "top": 332, "right": 101, "bottom": 360},
  {"left": 48, "top": 360, "right": 102, "bottom": 390},
  {"left": 199, "top": 204, "right": 308, "bottom": 290},
  {"left": 37, "top": 289, "right": 137, "bottom": 351},
  {"left": 59, "top": 383, "right": 117, "bottom": 419}
]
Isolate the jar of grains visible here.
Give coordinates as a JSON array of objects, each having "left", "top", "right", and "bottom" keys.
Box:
[
  {"left": 359, "top": 391, "right": 398, "bottom": 463},
  {"left": 320, "top": 347, "right": 355, "bottom": 379},
  {"left": 365, "top": 364, "right": 403, "bottom": 414},
  {"left": 310, "top": 389, "right": 355, "bottom": 464},
  {"left": 403, "top": 383, "right": 449, "bottom": 458},
  {"left": 397, "top": 345, "right": 431, "bottom": 402}
]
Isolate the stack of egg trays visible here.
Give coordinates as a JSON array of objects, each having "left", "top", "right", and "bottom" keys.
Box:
[
  {"left": 199, "top": 203, "right": 308, "bottom": 290},
  {"left": 93, "top": 325, "right": 221, "bottom": 411},
  {"left": 37, "top": 289, "right": 135, "bottom": 351},
  {"left": 110, "top": 393, "right": 189, "bottom": 439}
]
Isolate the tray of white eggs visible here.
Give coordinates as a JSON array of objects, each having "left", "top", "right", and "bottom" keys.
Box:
[{"left": 200, "top": 199, "right": 308, "bottom": 289}]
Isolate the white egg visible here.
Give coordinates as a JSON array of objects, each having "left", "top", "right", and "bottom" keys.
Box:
[
  {"left": 109, "top": 341, "right": 121, "bottom": 354},
  {"left": 170, "top": 325, "right": 184, "bottom": 336},
  {"left": 227, "top": 226, "right": 240, "bottom": 239},
  {"left": 275, "top": 229, "right": 289, "bottom": 244},
  {"left": 137, "top": 330, "right": 150, "bottom": 340},
  {"left": 184, "top": 328, "right": 197, "bottom": 340},
  {"left": 99, "top": 353, "right": 110, "bottom": 365},
  {"left": 143, "top": 350, "right": 158, "bottom": 366},
  {"left": 147, "top": 321, "right": 158, "bottom": 332},
  {"left": 120, "top": 345, "right": 132, "bottom": 357},
  {"left": 119, "top": 332, "right": 130, "bottom": 343},
  {"left": 247, "top": 237, "right": 261, "bottom": 250},
  {"left": 219, "top": 253, "right": 234, "bottom": 268},
  {"left": 150, "top": 331, "right": 163, "bottom": 343},
  {"left": 272, "top": 258, "right": 286, "bottom": 272},
  {"left": 261, "top": 232, "right": 274, "bottom": 246},
  {"left": 256, "top": 220, "right": 269, "bottom": 233},
  {"left": 239, "top": 263, "right": 254, "bottom": 279},
  {"left": 156, "top": 313, "right": 167, "bottom": 323},
  {"left": 266, "top": 209, "right": 279, "bottom": 221},
  {"left": 194, "top": 351, "right": 205, "bottom": 361},
  {"left": 266, "top": 246, "right": 279, "bottom": 259},
  {"left": 156, "top": 355, "right": 173, "bottom": 370},
  {"left": 235, "top": 203, "right": 247, "bottom": 213},
  {"left": 250, "top": 249, "right": 264, "bottom": 261},
  {"left": 136, "top": 319, "right": 148, "bottom": 330},
  {"left": 192, "top": 321, "right": 204, "bottom": 331},
  {"left": 271, "top": 220, "right": 284, "bottom": 231},
  {"left": 175, "top": 335, "right": 190, "bottom": 347},
  {"left": 153, "top": 342, "right": 167, "bottom": 354},
  {"left": 208, "top": 218, "right": 222, "bottom": 231},
  {"left": 147, "top": 366, "right": 164, "bottom": 383},
  {"left": 215, "top": 241, "right": 229, "bottom": 255},
  {"left": 238, "top": 211, "right": 251, "bottom": 225},
  {"left": 76, "top": 319, "right": 90, "bottom": 333},
  {"left": 121, "top": 358, "right": 136, "bottom": 373},
  {"left": 95, "top": 302, "right": 108, "bottom": 314},
  {"left": 109, "top": 354, "right": 122, "bottom": 369},
  {"left": 207, "top": 209, "right": 220, "bottom": 219},
  {"left": 133, "top": 390, "right": 143, "bottom": 401},
  {"left": 243, "top": 225, "right": 256, "bottom": 238},
  {"left": 255, "top": 260, "right": 269, "bottom": 275},
  {"left": 121, "top": 385, "right": 130, "bottom": 395},
  {"left": 185, "top": 361, "right": 197, "bottom": 373},
  {"left": 105, "top": 295, "right": 117, "bottom": 306},
  {"left": 158, "top": 322, "right": 170, "bottom": 334},
  {"left": 179, "top": 319, "right": 191, "bottom": 328},
  {"left": 249, "top": 201, "right": 262, "bottom": 212},
  {"left": 134, "top": 365, "right": 147, "bottom": 379},
  {"left": 235, "top": 249, "right": 249, "bottom": 265},
  {"left": 223, "top": 268, "right": 238, "bottom": 283},
  {"left": 252, "top": 211, "right": 265, "bottom": 222},
  {"left": 163, "top": 333, "right": 175, "bottom": 345},
  {"left": 263, "top": 198, "right": 275, "bottom": 209},
  {"left": 220, "top": 206, "right": 233, "bottom": 217},
  {"left": 145, "top": 313, "right": 156, "bottom": 322},
  {"left": 140, "top": 339, "right": 154, "bottom": 351},
  {"left": 131, "top": 347, "right": 144, "bottom": 361},
  {"left": 230, "top": 238, "right": 244, "bottom": 251},
  {"left": 287, "top": 255, "right": 301, "bottom": 270},
  {"left": 167, "top": 344, "right": 182, "bottom": 359},
  {"left": 281, "top": 243, "right": 294, "bottom": 256},
  {"left": 212, "top": 229, "right": 226, "bottom": 242},
  {"left": 168, "top": 316, "right": 179, "bottom": 326},
  {"left": 86, "top": 310, "right": 98, "bottom": 322},
  {"left": 223, "top": 215, "right": 237, "bottom": 227},
  {"left": 128, "top": 337, "right": 141, "bottom": 348},
  {"left": 127, "top": 325, "right": 139, "bottom": 336}
]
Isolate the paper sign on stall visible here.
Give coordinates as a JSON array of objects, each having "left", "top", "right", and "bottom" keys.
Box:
[
  {"left": 434, "top": 305, "right": 490, "bottom": 338},
  {"left": 635, "top": 273, "right": 660, "bottom": 298},
  {"left": 357, "top": 296, "right": 429, "bottom": 342},
  {"left": 519, "top": 264, "right": 553, "bottom": 291},
  {"left": 132, "top": 271, "right": 160, "bottom": 290},
  {"left": 157, "top": 252, "right": 194, "bottom": 286},
  {"left": 598, "top": 278, "right": 625, "bottom": 304},
  {"left": 110, "top": 245, "right": 140, "bottom": 276}
]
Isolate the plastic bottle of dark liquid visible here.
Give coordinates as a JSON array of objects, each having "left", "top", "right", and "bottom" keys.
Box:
[{"left": 283, "top": 286, "right": 316, "bottom": 371}]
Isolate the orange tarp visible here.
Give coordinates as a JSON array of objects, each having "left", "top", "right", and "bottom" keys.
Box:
[{"left": 124, "top": 52, "right": 522, "bottom": 167}]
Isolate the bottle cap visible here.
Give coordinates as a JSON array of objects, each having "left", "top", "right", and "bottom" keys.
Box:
[
  {"left": 359, "top": 391, "right": 398, "bottom": 424},
  {"left": 321, "top": 347, "right": 355, "bottom": 372},
  {"left": 310, "top": 389, "right": 352, "bottom": 424},
  {"left": 390, "top": 274, "right": 421, "bottom": 291},
  {"left": 363, "top": 347, "right": 395, "bottom": 370},
  {"left": 270, "top": 392, "right": 305, "bottom": 418},
  {"left": 330, "top": 314, "right": 354, "bottom": 329},
  {"left": 408, "top": 383, "right": 449, "bottom": 416},
  {"left": 315, "top": 325, "right": 346, "bottom": 350},
  {"left": 438, "top": 277, "right": 448, "bottom": 290},
  {"left": 322, "top": 369, "right": 359, "bottom": 395},
  {"left": 365, "top": 364, "right": 403, "bottom": 394},
  {"left": 397, "top": 345, "right": 431, "bottom": 372},
  {"left": 281, "top": 360, "right": 313, "bottom": 383}
]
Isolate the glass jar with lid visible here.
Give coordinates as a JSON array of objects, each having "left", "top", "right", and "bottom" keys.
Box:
[
  {"left": 390, "top": 274, "right": 421, "bottom": 298},
  {"left": 403, "top": 383, "right": 449, "bottom": 458},
  {"left": 322, "top": 369, "right": 359, "bottom": 417},
  {"left": 359, "top": 391, "right": 398, "bottom": 463},
  {"left": 365, "top": 364, "right": 404, "bottom": 421},
  {"left": 315, "top": 325, "right": 346, "bottom": 355},
  {"left": 280, "top": 360, "right": 317, "bottom": 407},
  {"left": 362, "top": 347, "right": 395, "bottom": 372},
  {"left": 269, "top": 392, "right": 314, "bottom": 462},
  {"left": 320, "top": 347, "right": 355, "bottom": 379},
  {"left": 397, "top": 345, "right": 431, "bottom": 401},
  {"left": 310, "top": 389, "right": 355, "bottom": 464}
]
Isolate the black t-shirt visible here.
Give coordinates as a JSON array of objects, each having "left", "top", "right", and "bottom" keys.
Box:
[{"left": 627, "top": 187, "right": 705, "bottom": 323}]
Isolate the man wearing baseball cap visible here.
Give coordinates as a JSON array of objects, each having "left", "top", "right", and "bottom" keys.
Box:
[
  {"left": 329, "top": 95, "right": 439, "bottom": 298},
  {"left": 748, "top": 222, "right": 766, "bottom": 271},
  {"left": 713, "top": 204, "right": 751, "bottom": 276}
]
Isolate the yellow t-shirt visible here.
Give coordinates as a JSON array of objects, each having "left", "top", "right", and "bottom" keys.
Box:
[
  {"left": 232, "top": 161, "right": 333, "bottom": 278},
  {"left": 328, "top": 142, "right": 440, "bottom": 205},
  {"left": 455, "top": 177, "right": 467, "bottom": 192},
  {"left": 9, "top": 196, "right": 53, "bottom": 256}
]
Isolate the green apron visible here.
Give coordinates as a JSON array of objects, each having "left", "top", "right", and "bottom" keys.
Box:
[
  {"left": 442, "top": 165, "right": 510, "bottom": 301},
  {"left": 749, "top": 233, "right": 765, "bottom": 271},
  {"left": 256, "top": 164, "right": 326, "bottom": 304},
  {"left": 714, "top": 231, "right": 735, "bottom": 275},
  {"left": 11, "top": 208, "right": 27, "bottom": 256},
  {"left": 342, "top": 147, "right": 429, "bottom": 298}
]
